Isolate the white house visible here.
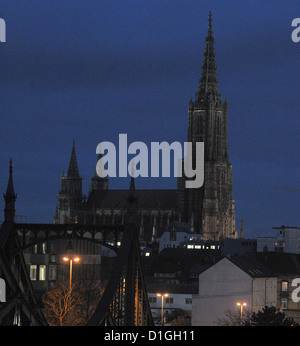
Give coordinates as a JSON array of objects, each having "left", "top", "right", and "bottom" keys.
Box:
[
  {"left": 192, "top": 256, "right": 277, "bottom": 326},
  {"left": 146, "top": 281, "right": 198, "bottom": 324}
]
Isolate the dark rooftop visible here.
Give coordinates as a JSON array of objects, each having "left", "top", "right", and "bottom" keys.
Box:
[{"left": 87, "top": 189, "right": 178, "bottom": 210}]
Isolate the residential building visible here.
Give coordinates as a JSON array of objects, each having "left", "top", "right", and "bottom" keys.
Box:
[
  {"left": 192, "top": 253, "right": 300, "bottom": 325},
  {"left": 257, "top": 226, "right": 300, "bottom": 254},
  {"left": 146, "top": 281, "right": 198, "bottom": 324}
]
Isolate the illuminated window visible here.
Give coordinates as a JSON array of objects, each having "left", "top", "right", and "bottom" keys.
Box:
[
  {"left": 281, "top": 281, "right": 288, "bottom": 292},
  {"left": 30, "top": 265, "right": 37, "bottom": 280},
  {"left": 41, "top": 242, "right": 47, "bottom": 254},
  {"left": 39, "top": 265, "right": 46, "bottom": 281}
]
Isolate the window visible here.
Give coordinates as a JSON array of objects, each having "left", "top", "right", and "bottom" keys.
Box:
[
  {"left": 30, "top": 265, "right": 37, "bottom": 280},
  {"left": 281, "top": 281, "right": 288, "bottom": 292},
  {"left": 148, "top": 297, "right": 157, "bottom": 304},
  {"left": 41, "top": 243, "right": 47, "bottom": 254},
  {"left": 166, "top": 297, "right": 173, "bottom": 304},
  {"left": 185, "top": 298, "right": 192, "bottom": 304},
  {"left": 281, "top": 298, "right": 288, "bottom": 310},
  {"left": 39, "top": 265, "right": 46, "bottom": 281}
]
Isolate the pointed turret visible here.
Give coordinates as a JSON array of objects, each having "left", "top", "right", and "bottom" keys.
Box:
[
  {"left": 67, "top": 140, "right": 80, "bottom": 177},
  {"left": 196, "top": 11, "right": 221, "bottom": 104},
  {"left": 3, "top": 159, "right": 17, "bottom": 222}
]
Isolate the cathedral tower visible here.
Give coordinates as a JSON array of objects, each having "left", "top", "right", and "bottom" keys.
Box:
[{"left": 178, "top": 12, "right": 237, "bottom": 240}]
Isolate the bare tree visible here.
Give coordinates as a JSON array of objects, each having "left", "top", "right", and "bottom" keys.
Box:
[
  {"left": 216, "top": 309, "right": 251, "bottom": 326},
  {"left": 171, "top": 315, "right": 190, "bottom": 326},
  {"left": 42, "top": 282, "right": 86, "bottom": 326},
  {"left": 43, "top": 261, "right": 105, "bottom": 326}
]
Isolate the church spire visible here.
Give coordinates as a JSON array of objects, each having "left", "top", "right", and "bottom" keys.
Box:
[
  {"left": 3, "top": 159, "right": 17, "bottom": 222},
  {"left": 196, "top": 11, "right": 221, "bottom": 104},
  {"left": 67, "top": 140, "right": 80, "bottom": 177}
]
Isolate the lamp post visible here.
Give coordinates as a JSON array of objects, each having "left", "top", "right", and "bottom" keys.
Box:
[
  {"left": 236, "top": 302, "right": 247, "bottom": 321},
  {"left": 63, "top": 241, "right": 81, "bottom": 326},
  {"left": 156, "top": 293, "right": 168, "bottom": 326}
]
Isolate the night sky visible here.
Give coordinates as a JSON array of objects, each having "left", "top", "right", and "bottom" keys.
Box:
[{"left": 0, "top": 1, "right": 299, "bottom": 238}]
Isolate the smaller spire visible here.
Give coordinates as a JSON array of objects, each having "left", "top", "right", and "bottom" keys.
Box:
[
  {"left": 3, "top": 158, "right": 17, "bottom": 222},
  {"left": 67, "top": 140, "right": 80, "bottom": 177},
  {"left": 6, "top": 159, "right": 15, "bottom": 196}
]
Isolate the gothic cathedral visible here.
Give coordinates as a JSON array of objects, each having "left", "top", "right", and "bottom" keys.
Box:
[{"left": 54, "top": 13, "right": 237, "bottom": 241}]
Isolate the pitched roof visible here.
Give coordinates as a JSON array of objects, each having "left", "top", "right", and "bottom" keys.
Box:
[
  {"left": 251, "top": 252, "right": 300, "bottom": 275},
  {"left": 227, "top": 255, "right": 275, "bottom": 278},
  {"left": 215, "top": 253, "right": 300, "bottom": 278}
]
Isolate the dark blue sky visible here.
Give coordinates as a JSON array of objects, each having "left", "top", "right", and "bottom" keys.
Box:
[{"left": 0, "top": 1, "right": 299, "bottom": 238}]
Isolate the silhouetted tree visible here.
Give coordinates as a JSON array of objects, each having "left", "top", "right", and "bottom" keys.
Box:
[{"left": 250, "top": 306, "right": 296, "bottom": 326}]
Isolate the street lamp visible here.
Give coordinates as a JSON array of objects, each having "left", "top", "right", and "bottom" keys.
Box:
[
  {"left": 236, "top": 302, "right": 247, "bottom": 321},
  {"left": 156, "top": 293, "right": 168, "bottom": 326},
  {"left": 63, "top": 240, "right": 81, "bottom": 326}
]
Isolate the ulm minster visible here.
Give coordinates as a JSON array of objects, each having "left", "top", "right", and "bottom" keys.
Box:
[
  {"left": 1, "top": 11, "right": 298, "bottom": 327},
  {"left": 54, "top": 12, "right": 237, "bottom": 242}
]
